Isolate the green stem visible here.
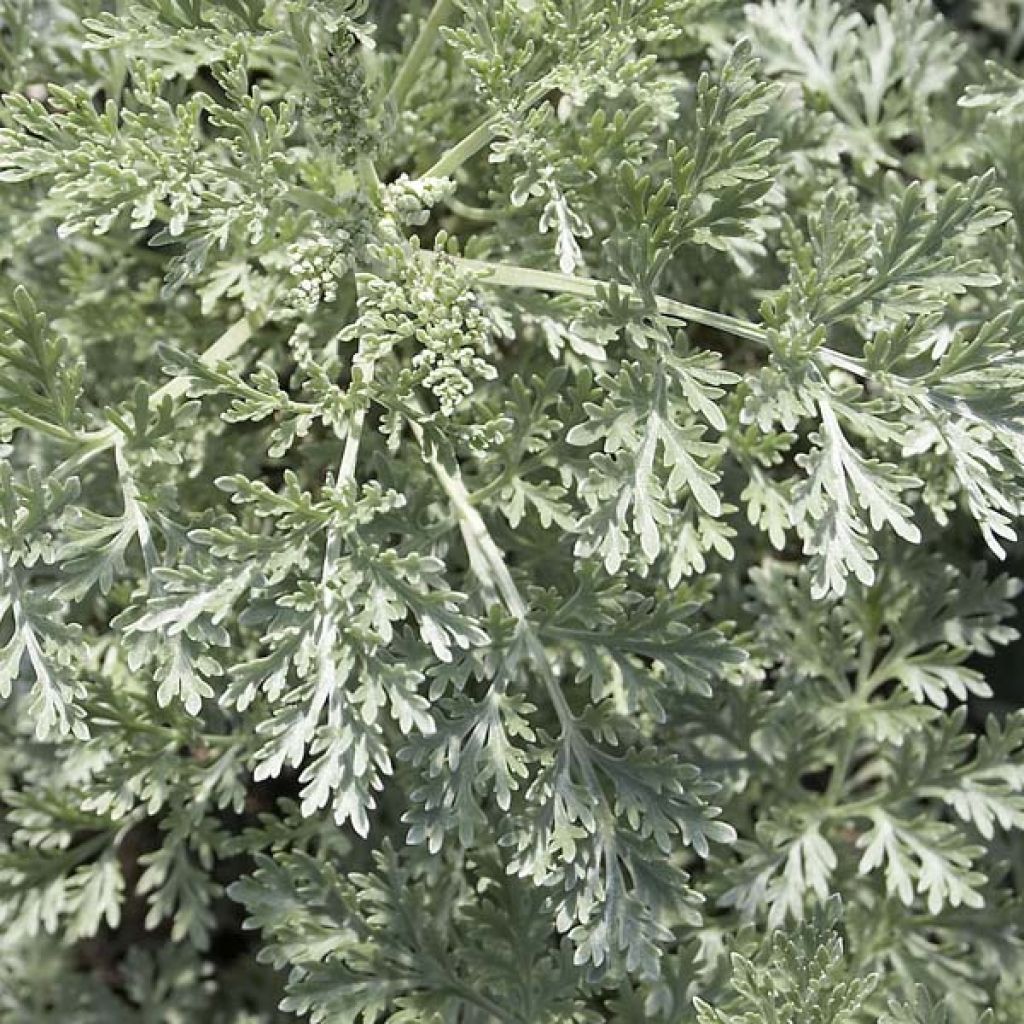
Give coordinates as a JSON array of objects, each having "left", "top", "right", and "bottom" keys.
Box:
[
  {"left": 114, "top": 439, "right": 159, "bottom": 573},
  {"left": 321, "top": 350, "right": 377, "bottom": 578},
  {"left": 861, "top": 644, "right": 911, "bottom": 698},
  {"left": 445, "top": 196, "right": 501, "bottom": 222},
  {"left": 443, "top": 975, "right": 525, "bottom": 1024},
  {"left": 422, "top": 438, "right": 612, "bottom": 811},
  {"left": 825, "top": 624, "right": 878, "bottom": 806},
  {"left": 421, "top": 82, "right": 550, "bottom": 179},
  {"left": 824, "top": 729, "right": 858, "bottom": 805},
  {"left": 445, "top": 254, "right": 770, "bottom": 344},
  {"left": 412, "top": 421, "right": 578, "bottom": 736},
  {"left": 822, "top": 277, "right": 887, "bottom": 325},
  {"left": 438, "top": 252, "right": 885, "bottom": 385},
  {"left": 423, "top": 117, "right": 498, "bottom": 179},
  {"left": 387, "top": 0, "right": 456, "bottom": 110},
  {"left": 155, "top": 314, "right": 262, "bottom": 404},
  {"left": 338, "top": 361, "right": 375, "bottom": 487},
  {"left": 53, "top": 313, "right": 263, "bottom": 480},
  {"left": 316, "top": 348, "right": 377, "bottom": 709},
  {"left": 3, "top": 407, "right": 83, "bottom": 445},
  {"left": 820, "top": 797, "right": 880, "bottom": 822},
  {"left": 356, "top": 154, "right": 381, "bottom": 204},
  {"left": 285, "top": 185, "right": 350, "bottom": 220},
  {"left": 468, "top": 463, "right": 517, "bottom": 505}
]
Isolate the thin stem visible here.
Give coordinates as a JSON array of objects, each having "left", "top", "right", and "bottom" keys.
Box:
[
  {"left": 114, "top": 439, "right": 159, "bottom": 573},
  {"left": 442, "top": 975, "right": 525, "bottom": 1024},
  {"left": 825, "top": 619, "right": 878, "bottom": 806},
  {"left": 820, "top": 797, "right": 881, "bottom": 822},
  {"left": 387, "top": 0, "right": 456, "bottom": 110},
  {"left": 861, "top": 643, "right": 912, "bottom": 698},
  {"left": 424, "top": 14, "right": 647, "bottom": 181},
  {"left": 411, "top": 421, "right": 578, "bottom": 735},
  {"left": 822, "top": 277, "right": 887, "bottom": 325},
  {"left": 421, "top": 82, "right": 551, "bottom": 179},
  {"left": 285, "top": 185, "right": 351, "bottom": 220},
  {"left": 315, "top": 350, "right": 377, "bottom": 720},
  {"left": 445, "top": 196, "right": 501, "bottom": 222},
  {"left": 444, "top": 254, "right": 770, "bottom": 344},
  {"left": 438, "top": 252, "right": 886, "bottom": 385},
  {"left": 423, "top": 117, "right": 498, "bottom": 179},
  {"left": 338, "top": 364, "right": 375, "bottom": 487},
  {"left": 468, "top": 468, "right": 511, "bottom": 506},
  {"left": 51, "top": 435, "right": 117, "bottom": 483},
  {"left": 824, "top": 730, "right": 859, "bottom": 805},
  {"left": 3, "top": 407, "right": 83, "bottom": 444},
  {"left": 356, "top": 154, "right": 381, "bottom": 204},
  {"left": 53, "top": 313, "right": 263, "bottom": 480},
  {"left": 152, "top": 314, "right": 263, "bottom": 407}
]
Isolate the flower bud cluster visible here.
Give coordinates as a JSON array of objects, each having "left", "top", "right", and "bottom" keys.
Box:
[
  {"left": 284, "top": 229, "right": 353, "bottom": 316},
  {"left": 305, "top": 33, "right": 375, "bottom": 164},
  {"left": 350, "top": 247, "right": 496, "bottom": 417},
  {"left": 381, "top": 174, "right": 456, "bottom": 227},
  {"left": 405, "top": 260, "right": 496, "bottom": 416}
]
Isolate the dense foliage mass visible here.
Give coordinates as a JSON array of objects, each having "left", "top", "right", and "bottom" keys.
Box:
[{"left": 2, "top": 0, "right": 1024, "bottom": 1020}]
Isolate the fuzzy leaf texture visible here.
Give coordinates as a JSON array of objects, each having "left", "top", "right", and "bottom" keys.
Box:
[{"left": 1, "top": 0, "right": 1024, "bottom": 1022}]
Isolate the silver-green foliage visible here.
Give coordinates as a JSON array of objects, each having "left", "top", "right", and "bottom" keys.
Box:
[{"left": 1, "top": 0, "right": 1024, "bottom": 1021}]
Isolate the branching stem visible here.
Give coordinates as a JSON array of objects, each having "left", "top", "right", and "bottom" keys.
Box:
[
  {"left": 439, "top": 252, "right": 762, "bottom": 347},
  {"left": 417, "top": 430, "right": 615, "bottom": 816},
  {"left": 315, "top": 346, "right": 378, "bottom": 725},
  {"left": 411, "top": 421, "right": 578, "bottom": 736},
  {"left": 421, "top": 82, "right": 551, "bottom": 179},
  {"left": 825, "top": 621, "right": 879, "bottom": 806},
  {"left": 53, "top": 313, "right": 263, "bottom": 480},
  {"left": 432, "top": 253, "right": 990, "bottom": 414}
]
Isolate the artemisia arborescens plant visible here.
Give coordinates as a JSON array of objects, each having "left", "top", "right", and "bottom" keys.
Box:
[{"left": 1, "top": 0, "right": 1024, "bottom": 1021}]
